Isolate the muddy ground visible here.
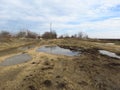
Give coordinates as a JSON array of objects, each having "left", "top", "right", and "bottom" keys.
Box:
[{"left": 0, "top": 39, "right": 120, "bottom": 90}]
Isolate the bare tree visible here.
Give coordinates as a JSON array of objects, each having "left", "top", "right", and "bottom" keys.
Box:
[
  {"left": 77, "top": 32, "right": 83, "bottom": 39},
  {"left": 0, "top": 31, "right": 11, "bottom": 38},
  {"left": 83, "top": 34, "right": 89, "bottom": 39},
  {"left": 71, "top": 34, "right": 77, "bottom": 38},
  {"left": 16, "top": 31, "right": 26, "bottom": 38},
  {"left": 63, "top": 34, "right": 70, "bottom": 38},
  {"left": 42, "top": 30, "right": 57, "bottom": 39},
  {"left": 59, "top": 35, "right": 64, "bottom": 39},
  {"left": 59, "top": 32, "right": 89, "bottom": 39},
  {"left": 26, "top": 31, "right": 37, "bottom": 39}
]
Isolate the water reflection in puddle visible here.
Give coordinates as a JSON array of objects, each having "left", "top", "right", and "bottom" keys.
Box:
[
  {"left": 0, "top": 54, "right": 32, "bottom": 66},
  {"left": 99, "top": 50, "right": 120, "bottom": 59},
  {"left": 36, "top": 46, "right": 80, "bottom": 56}
]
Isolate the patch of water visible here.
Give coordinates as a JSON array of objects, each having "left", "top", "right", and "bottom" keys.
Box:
[
  {"left": 99, "top": 50, "right": 120, "bottom": 59},
  {"left": 0, "top": 54, "right": 32, "bottom": 66},
  {"left": 36, "top": 46, "right": 80, "bottom": 56}
]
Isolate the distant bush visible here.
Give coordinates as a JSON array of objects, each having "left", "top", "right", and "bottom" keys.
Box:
[
  {"left": 0, "top": 31, "right": 11, "bottom": 38},
  {"left": 59, "top": 35, "right": 64, "bottom": 39},
  {"left": 26, "top": 30, "right": 37, "bottom": 39},
  {"left": 16, "top": 30, "right": 38, "bottom": 39},
  {"left": 77, "top": 32, "right": 89, "bottom": 39},
  {"left": 16, "top": 31, "right": 26, "bottom": 38},
  {"left": 58, "top": 32, "right": 89, "bottom": 39},
  {"left": 0, "top": 30, "right": 12, "bottom": 42},
  {"left": 42, "top": 30, "right": 57, "bottom": 39},
  {"left": 63, "top": 34, "right": 70, "bottom": 38},
  {"left": 71, "top": 34, "right": 77, "bottom": 38}
]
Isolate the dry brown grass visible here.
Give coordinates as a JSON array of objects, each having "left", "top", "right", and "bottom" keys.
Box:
[{"left": 0, "top": 38, "right": 120, "bottom": 90}]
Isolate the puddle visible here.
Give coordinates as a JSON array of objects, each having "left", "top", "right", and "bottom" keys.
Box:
[
  {"left": 36, "top": 46, "right": 80, "bottom": 56},
  {"left": 99, "top": 50, "right": 120, "bottom": 59},
  {"left": 0, "top": 54, "right": 32, "bottom": 66}
]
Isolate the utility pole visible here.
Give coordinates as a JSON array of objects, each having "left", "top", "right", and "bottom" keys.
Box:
[
  {"left": 50, "top": 22, "right": 52, "bottom": 32},
  {"left": 50, "top": 22, "right": 52, "bottom": 39}
]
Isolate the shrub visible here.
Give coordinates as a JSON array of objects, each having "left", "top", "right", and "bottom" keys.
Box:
[{"left": 42, "top": 30, "right": 57, "bottom": 39}]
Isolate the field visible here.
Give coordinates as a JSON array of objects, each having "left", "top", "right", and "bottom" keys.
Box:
[{"left": 0, "top": 38, "right": 120, "bottom": 90}]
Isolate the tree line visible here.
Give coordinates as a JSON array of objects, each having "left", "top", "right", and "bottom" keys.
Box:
[{"left": 0, "top": 30, "right": 89, "bottom": 39}]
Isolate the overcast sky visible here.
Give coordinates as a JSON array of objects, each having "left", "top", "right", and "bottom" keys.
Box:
[{"left": 0, "top": 0, "right": 120, "bottom": 38}]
